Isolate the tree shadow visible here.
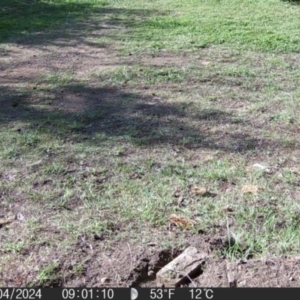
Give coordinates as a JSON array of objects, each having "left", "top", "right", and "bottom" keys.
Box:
[
  {"left": 0, "top": 81, "right": 277, "bottom": 154},
  {"left": 0, "top": 1, "right": 280, "bottom": 154},
  {"left": 282, "top": 0, "right": 300, "bottom": 4},
  {"left": 0, "top": 0, "right": 163, "bottom": 46}
]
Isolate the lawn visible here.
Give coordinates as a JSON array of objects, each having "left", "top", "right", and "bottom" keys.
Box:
[{"left": 1, "top": 0, "right": 300, "bottom": 287}]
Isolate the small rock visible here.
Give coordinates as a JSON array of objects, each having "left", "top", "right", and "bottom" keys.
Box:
[
  {"left": 147, "top": 242, "right": 157, "bottom": 247},
  {"left": 15, "top": 212, "right": 25, "bottom": 221},
  {"left": 289, "top": 276, "right": 295, "bottom": 281},
  {"left": 253, "top": 163, "right": 268, "bottom": 170},
  {"left": 100, "top": 277, "right": 110, "bottom": 283},
  {"left": 252, "top": 163, "right": 274, "bottom": 174},
  {"left": 177, "top": 196, "right": 185, "bottom": 207},
  {"left": 238, "top": 279, "right": 247, "bottom": 287},
  {"left": 148, "top": 270, "right": 155, "bottom": 277}
]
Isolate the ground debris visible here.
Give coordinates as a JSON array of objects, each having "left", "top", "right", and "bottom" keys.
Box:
[
  {"left": 0, "top": 217, "right": 15, "bottom": 228},
  {"left": 156, "top": 247, "right": 207, "bottom": 287},
  {"left": 169, "top": 215, "right": 197, "bottom": 230}
]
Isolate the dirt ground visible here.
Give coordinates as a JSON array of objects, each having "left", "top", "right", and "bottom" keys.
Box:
[{"left": 1, "top": 23, "right": 300, "bottom": 288}]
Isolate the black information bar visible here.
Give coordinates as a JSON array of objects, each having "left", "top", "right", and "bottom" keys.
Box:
[{"left": 0, "top": 288, "right": 299, "bottom": 300}]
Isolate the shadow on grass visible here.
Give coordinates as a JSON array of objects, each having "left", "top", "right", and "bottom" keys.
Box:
[
  {"left": 0, "top": 81, "right": 277, "bottom": 154},
  {"left": 0, "top": 0, "right": 279, "bottom": 154},
  {"left": 282, "top": 0, "right": 300, "bottom": 4},
  {"left": 0, "top": 0, "right": 162, "bottom": 46}
]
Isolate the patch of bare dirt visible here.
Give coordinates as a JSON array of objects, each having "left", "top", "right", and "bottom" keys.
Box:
[{"left": 1, "top": 203, "right": 300, "bottom": 288}]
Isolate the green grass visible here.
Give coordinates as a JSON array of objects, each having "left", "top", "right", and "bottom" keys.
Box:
[
  {"left": 1, "top": 0, "right": 300, "bottom": 287},
  {"left": 117, "top": 0, "right": 300, "bottom": 54},
  {"left": 96, "top": 65, "right": 197, "bottom": 85},
  {"left": 1, "top": 0, "right": 300, "bottom": 53}
]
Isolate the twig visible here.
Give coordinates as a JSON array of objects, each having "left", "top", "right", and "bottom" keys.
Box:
[{"left": 127, "top": 243, "right": 134, "bottom": 273}]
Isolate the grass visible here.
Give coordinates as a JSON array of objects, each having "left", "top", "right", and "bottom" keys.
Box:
[
  {"left": 118, "top": 0, "right": 300, "bottom": 54},
  {"left": 1, "top": 0, "right": 300, "bottom": 287}
]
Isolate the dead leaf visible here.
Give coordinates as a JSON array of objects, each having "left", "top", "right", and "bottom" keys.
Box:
[
  {"left": 203, "top": 155, "right": 214, "bottom": 162},
  {"left": 241, "top": 185, "right": 261, "bottom": 195},
  {"left": 190, "top": 187, "right": 208, "bottom": 196},
  {"left": 201, "top": 61, "right": 212, "bottom": 66},
  {"left": 169, "top": 214, "right": 197, "bottom": 230}
]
